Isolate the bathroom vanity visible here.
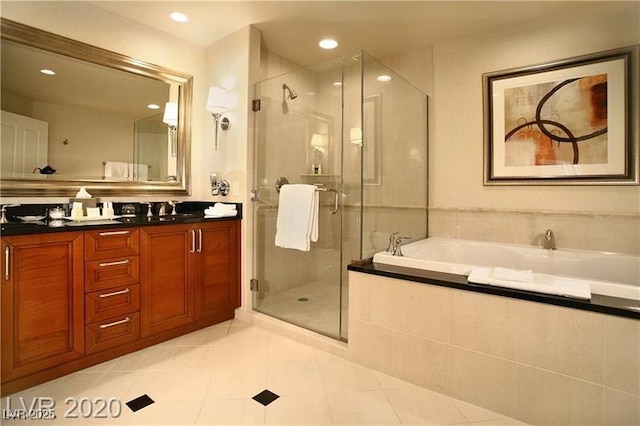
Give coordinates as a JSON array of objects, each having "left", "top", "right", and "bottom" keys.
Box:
[{"left": 0, "top": 208, "right": 241, "bottom": 395}]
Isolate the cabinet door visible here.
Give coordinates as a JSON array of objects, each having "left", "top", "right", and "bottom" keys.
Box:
[
  {"left": 139, "top": 224, "right": 194, "bottom": 336},
  {"left": 1, "top": 232, "right": 84, "bottom": 382},
  {"left": 195, "top": 221, "right": 241, "bottom": 319}
]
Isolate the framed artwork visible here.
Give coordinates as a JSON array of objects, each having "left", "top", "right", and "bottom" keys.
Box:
[{"left": 483, "top": 45, "right": 639, "bottom": 185}]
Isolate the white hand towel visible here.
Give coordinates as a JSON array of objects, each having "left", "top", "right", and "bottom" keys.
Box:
[
  {"left": 492, "top": 267, "right": 534, "bottom": 283},
  {"left": 468, "top": 267, "right": 591, "bottom": 300},
  {"left": 104, "top": 161, "right": 129, "bottom": 180},
  {"left": 275, "top": 184, "right": 319, "bottom": 251}
]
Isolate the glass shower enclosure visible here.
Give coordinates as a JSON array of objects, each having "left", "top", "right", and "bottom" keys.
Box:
[{"left": 253, "top": 51, "right": 428, "bottom": 341}]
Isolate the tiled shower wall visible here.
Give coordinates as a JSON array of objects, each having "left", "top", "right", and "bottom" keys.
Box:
[{"left": 256, "top": 52, "right": 430, "bottom": 300}]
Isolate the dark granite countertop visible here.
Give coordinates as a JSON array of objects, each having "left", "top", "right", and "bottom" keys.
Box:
[
  {"left": 348, "top": 261, "right": 640, "bottom": 320},
  {"left": 1, "top": 202, "right": 242, "bottom": 236}
]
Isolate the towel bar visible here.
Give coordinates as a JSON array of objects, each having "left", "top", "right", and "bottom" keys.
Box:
[{"left": 276, "top": 180, "right": 339, "bottom": 215}]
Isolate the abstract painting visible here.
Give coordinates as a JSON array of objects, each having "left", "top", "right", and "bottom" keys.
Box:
[{"left": 483, "top": 45, "right": 638, "bottom": 185}]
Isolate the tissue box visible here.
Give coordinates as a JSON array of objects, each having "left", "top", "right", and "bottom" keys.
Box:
[{"left": 69, "top": 198, "right": 99, "bottom": 216}]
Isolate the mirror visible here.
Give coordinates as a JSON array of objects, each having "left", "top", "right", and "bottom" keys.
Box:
[{"left": 0, "top": 18, "right": 192, "bottom": 196}]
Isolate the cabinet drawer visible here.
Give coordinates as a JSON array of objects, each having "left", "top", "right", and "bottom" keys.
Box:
[
  {"left": 85, "top": 228, "right": 140, "bottom": 261},
  {"left": 85, "top": 312, "right": 140, "bottom": 354},
  {"left": 85, "top": 284, "right": 140, "bottom": 324},
  {"left": 85, "top": 256, "right": 139, "bottom": 292}
]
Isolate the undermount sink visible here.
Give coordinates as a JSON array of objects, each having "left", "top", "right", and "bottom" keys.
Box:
[{"left": 172, "top": 213, "right": 202, "bottom": 218}]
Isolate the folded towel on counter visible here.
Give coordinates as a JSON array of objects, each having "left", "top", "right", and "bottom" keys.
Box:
[
  {"left": 275, "top": 184, "right": 318, "bottom": 251},
  {"left": 204, "top": 204, "right": 238, "bottom": 218},
  {"left": 214, "top": 203, "right": 236, "bottom": 211},
  {"left": 468, "top": 267, "right": 591, "bottom": 300}
]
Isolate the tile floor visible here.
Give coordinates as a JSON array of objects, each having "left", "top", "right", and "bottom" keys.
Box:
[
  {"left": 254, "top": 281, "right": 348, "bottom": 338},
  {"left": 2, "top": 319, "right": 529, "bottom": 425}
]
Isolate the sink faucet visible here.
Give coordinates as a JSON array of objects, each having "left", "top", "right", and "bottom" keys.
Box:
[
  {"left": 0, "top": 204, "right": 20, "bottom": 223},
  {"left": 543, "top": 229, "right": 557, "bottom": 250}
]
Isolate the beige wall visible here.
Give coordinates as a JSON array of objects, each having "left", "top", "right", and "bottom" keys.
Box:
[{"left": 429, "top": 2, "right": 640, "bottom": 253}]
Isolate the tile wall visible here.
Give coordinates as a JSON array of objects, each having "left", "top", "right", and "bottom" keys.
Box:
[
  {"left": 348, "top": 271, "right": 640, "bottom": 425},
  {"left": 429, "top": 207, "right": 640, "bottom": 255}
]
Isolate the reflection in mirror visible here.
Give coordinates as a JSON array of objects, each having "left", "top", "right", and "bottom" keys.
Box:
[{"left": 0, "top": 18, "right": 192, "bottom": 196}]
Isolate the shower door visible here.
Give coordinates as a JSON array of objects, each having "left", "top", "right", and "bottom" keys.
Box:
[{"left": 252, "top": 60, "right": 347, "bottom": 340}]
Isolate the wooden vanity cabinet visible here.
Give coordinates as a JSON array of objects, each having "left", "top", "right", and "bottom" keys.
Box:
[
  {"left": 1, "top": 218, "right": 240, "bottom": 395},
  {"left": 1, "top": 232, "right": 85, "bottom": 383},
  {"left": 84, "top": 228, "right": 141, "bottom": 354},
  {"left": 140, "top": 224, "right": 195, "bottom": 336},
  {"left": 195, "top": 220, "right": 241, "bottom": 319},
  {"left": 139, "top": 220, "right": 241, "bottom": 336}
]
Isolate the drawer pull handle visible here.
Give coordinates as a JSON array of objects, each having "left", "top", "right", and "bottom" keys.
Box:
[
  {"left": 99, "top": 316, "right": 131, "bottom": 329},
  {"left": 98, "top": 230, "right": 130, "bottom": 236},
  {"left": 99, "top": 288, "right": 131, "bottom": 298},
  {"left": 98, "top": 259, "right": 130, "bottom": 267},
  {"left": 4, "top": 246, "right": 9, "bottom": 281}
]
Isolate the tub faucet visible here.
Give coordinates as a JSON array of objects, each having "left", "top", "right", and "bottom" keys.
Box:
[
  {"left": 386, "top": 232, "right": 400, "bottom": 253},
  {"left": 393, "top": 235, "right": 412, "bottom": 256},
  {"left": 543, "top": 229, "right": 557, "bottom": 250}
]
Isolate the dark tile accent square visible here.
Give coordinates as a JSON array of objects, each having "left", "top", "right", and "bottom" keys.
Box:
[
  {"left": 252, "top": 389, "right": 279, "bottom": 406},
  {"left": 126, "top": 394, "right": 155, "bottom": 412}
]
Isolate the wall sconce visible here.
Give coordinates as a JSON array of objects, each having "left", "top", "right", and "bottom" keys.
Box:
[
  {"left": 350, "top": 127, "right": 363, "bottom": 146},
  {"left": 310, "top": 133, "right": 328, "bottom": 174},
  {"left": 163, "top": 102, "right": 178, "bottom": 157},
  {"left": 310, "top": 133, "right": 328, "bottom": 150},
  {"left": 206, "top": 86, "right": 231, "bottom": 151}
]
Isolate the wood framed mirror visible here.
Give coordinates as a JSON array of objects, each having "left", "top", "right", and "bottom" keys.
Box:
[{"left": 0, "top": 18, "right": 192, "bottom": 196}]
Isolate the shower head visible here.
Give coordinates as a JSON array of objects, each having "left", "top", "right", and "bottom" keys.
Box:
[{"left": 282, "top": 83, "right": 298, "bottom": 100}]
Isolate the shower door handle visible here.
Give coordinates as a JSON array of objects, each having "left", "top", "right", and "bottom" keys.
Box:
[{"left": 326, "top": 189, "right": 339, "bottom": 215}]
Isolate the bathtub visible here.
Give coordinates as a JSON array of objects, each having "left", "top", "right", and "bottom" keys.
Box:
[{"left": 372, "top": 237, "right": 640, "bottom": 301}]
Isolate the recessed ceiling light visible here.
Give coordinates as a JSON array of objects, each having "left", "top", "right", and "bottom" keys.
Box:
[
  {"left": 377, "top": 75, "right": 392, "bottom": 82},
  {"left": 332, "top": 81, "right": 343, "bottom": 86},
  {"left": 147, "top": 104, "right": 161, "bottom": 110},
  {"left": 40, "top": 69, "right": 56, "bottom": 76},
  {"left": 319, "top": 39, "right": 338, "bottom": 49},
  {"left": 170, "top": 12, "right": 189, "bottom": 23}
]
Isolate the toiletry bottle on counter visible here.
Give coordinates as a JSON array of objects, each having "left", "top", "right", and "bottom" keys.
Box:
[{"left": 71, "top": 202, "right": 83, "bottom": 220}]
